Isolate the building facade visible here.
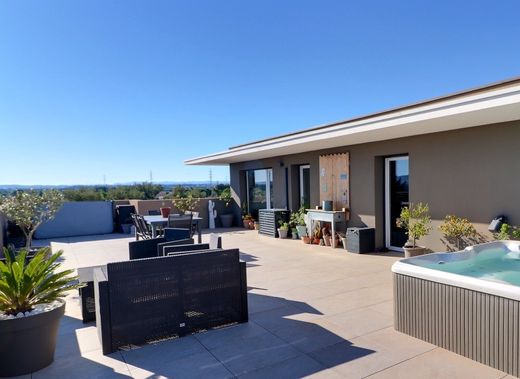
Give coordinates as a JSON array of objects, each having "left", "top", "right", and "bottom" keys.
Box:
[{"left": 187, "top": 78, "right": 520, "bottom": 252}]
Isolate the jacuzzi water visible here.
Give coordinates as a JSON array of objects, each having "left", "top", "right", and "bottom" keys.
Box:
[{"left": 423, "top": 247, "right": 520, "bottom": 286}]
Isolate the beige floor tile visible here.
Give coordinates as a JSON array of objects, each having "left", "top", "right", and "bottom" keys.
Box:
[
  {"left": 309, "top": 327, "right": 436, "bottom": 378},
  {"left": 26, "top": 231, "right": 512, "bottom": 379},
  {"left": 206, "top": 329, "right": 301, "bottom": 376},
  {"left": 128, "top": 350, "right": 234, "bottom": 379},
  {"left": 238, "top": 354, "right": 327, "bottom": 379},
  {"left": 366, "top": 347, "right": 507, "bottom": 379},
  {"left": 32, "top": 349, "right": 131, "bottom": 379}
]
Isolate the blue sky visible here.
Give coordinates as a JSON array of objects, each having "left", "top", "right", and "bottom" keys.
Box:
[{"left": 1, "top": 1, "right": 519, "bottom": 185}]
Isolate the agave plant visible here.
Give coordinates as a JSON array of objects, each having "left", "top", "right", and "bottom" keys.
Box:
[{"left": 0, "top": 247, "right": 81, "bottom": 316}]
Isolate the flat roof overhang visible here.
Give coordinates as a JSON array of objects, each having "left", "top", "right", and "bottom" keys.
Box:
[{"left": 185, "top": 78, "right": 520, "bottom": 166}]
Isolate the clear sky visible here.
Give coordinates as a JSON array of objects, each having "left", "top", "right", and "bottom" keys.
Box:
[{"left": 1, "top": 1, "right": 519, "bottom": 185}]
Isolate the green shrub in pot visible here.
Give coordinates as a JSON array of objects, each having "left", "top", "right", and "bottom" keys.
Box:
[
  {"left": 439, "top": 214, "right": 477, "bottom": 250},
  {"left": 290, "top": 206, "right": 308, "bottom": 238},
  {"left": 396, "top": 202, "right": 432, "bottom": 257}
]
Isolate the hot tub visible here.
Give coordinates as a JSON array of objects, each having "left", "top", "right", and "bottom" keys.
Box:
[{"left": 392, "top": 241, "right": 520, "bottom": 376}]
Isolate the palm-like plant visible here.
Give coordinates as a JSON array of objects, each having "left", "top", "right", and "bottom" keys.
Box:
[{"left": 0, "top": 247, "right": 80, "bottom": 316}]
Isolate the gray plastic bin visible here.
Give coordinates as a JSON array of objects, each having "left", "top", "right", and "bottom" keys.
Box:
[{"left": 346, "top": 227, "right": 375, "bottom": 254}]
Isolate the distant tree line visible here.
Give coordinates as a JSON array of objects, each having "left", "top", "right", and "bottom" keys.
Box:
[
  {"left": 0, "top": 183, "right": 231, "bottom": 202},
  {"left": 62, "top": 182, "right": 230, "bottom": 201}
]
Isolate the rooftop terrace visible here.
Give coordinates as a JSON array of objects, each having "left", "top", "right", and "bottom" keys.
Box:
[{"left": 27, "top": 230, "right": 513, "bottom": 379}]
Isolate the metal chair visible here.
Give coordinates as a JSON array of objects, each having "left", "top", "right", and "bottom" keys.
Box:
[
  {"left": 132, "top": 214, "right": 152, "bottom": 240},
  {"left": 167, "top": 214, "right": 193, "bottom": 236}
]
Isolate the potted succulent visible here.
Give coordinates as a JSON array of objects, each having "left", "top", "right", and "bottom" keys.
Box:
[
  {"left": 0, "top": 247, "right": 81, "bottom": 377},
  {"left": 439, "top": 215, "right": 477, "bottom": 250},
  {"left": 218, "top": 189, "right": 234, "bottom": 228},
  {"left": 277, "top": 221, "right": 289, "bottom": 239},
  {"left": 0, "top": 190, "right": 64, "bottom": 251},
  {"left": 290, "top": 207, "right": 308, "bottom": 238},
  {"left": 396, "top": 202, "right": 432, "bottom": 258},
  {"left": 312, "top": 223, "right": 322, "bottom": 244},
  {"left": 243, "top": 214, "right": 254, "bottom": 229}
]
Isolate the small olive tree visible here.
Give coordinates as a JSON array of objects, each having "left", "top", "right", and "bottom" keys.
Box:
[
  {"left": 439, "top": 215, "right": 476, "bottom": 250},
  {"left": 396, "top": 202, "right": 432, "bottom": 248},
  {"left": 0, "top": 190, "right": 64, "bottom": 249},
  {"left": 173, "top": 194, "right": 200, "bottom": 214}
]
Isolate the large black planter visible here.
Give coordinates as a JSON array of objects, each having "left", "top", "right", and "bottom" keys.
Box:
[
  {"left": 220, "top": 214, "right": 233, "bottom": 228},
  {"left": 0, "top": 300, "right": 65, "bottom": 377}
]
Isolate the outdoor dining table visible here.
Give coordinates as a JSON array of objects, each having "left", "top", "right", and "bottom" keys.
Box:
[{"left": 143, "top": 215, "right": 203, "bottom": 243}]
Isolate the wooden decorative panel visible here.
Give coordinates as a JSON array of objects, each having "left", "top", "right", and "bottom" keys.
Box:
[{"left": 319, "top": 153, "right": 350, "bottom": 211}]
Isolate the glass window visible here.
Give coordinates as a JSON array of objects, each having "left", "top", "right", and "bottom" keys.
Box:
[
  {"left": 246, "top": 169, "right": 273, "bottom": 219},
  {"left": 299, "top": 165, "right": 310, "bottom": 209}
]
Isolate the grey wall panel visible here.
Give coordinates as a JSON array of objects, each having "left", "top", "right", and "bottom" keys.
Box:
[
  {"left": 35, "top": 201, "right": 114, "bottom": 239},
  {"left": 394, "top": 273, "right": 519, "bottom": 377}
]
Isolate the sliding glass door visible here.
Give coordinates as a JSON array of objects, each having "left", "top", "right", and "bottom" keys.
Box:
[
  {"left": 299, "top": 165, "right": 310, "bottom": 209},
  {"left": 246, "top": 169, "right": 273, "bottom": 219},
  {"left": 385, "top": 156, "right": 409, "bottom": 251}
]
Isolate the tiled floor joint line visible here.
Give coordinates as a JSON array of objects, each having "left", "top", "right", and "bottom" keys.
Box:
[{"left": 360, "top": 346, "right": 439, "bottom": 378}]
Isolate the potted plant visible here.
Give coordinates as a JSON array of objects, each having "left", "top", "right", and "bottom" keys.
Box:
[
  {"left": 0, "top": 247, "right": 81, "bottom": 377},
  {"left": 312, "top": 223, "right": 322, "bottom": 244},
  {"left": 396, "top": 202, "right": 432, "bottom": 257},
  {"left": 495, "top": 223, "right": 520, "bottom": 241},
  {"left": 339, "top": 232, "right": 348, "bottom": 250},
  {"left": 291, "top": 227, "right": 298, "bottom": 239},
  {"left": 218, "top": 188, "right": 234, "bottom": 228},
  {"left": 439, "top": 215, "right": 477, "bottom": 250},
  {"left": 0, "top": 190, "right": 64, "bottom": 252},
  {"left": 243, "top": 214, "right": 254, "bottom": 229},
  {"left": 160, "top": 201, "right": 171, "bottom": 218},
  {"left": 278, "top": 221, "right": 289, "bottom": 238},
  {"left": 174, "top": 194, "right": 199, "bottom": 215},
  {"left": 290, "top": 207, "right": 308, "bottom": 238}
]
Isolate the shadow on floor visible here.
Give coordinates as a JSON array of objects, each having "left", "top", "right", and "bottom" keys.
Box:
[
  {"left": 34, "top": 314, "right": 131, "bottom": 378},
  {"left": 74, "top": 291, "right": 375, "bottom": 378}
]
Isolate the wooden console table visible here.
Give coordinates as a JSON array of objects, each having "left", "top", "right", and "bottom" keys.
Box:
[{"left": 306, "top": 210, "right": 347, "bottom": 248}]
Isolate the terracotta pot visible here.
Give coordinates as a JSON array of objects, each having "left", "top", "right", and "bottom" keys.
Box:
[
  {"left": 324, "top": 235, "right": 332, "bottom": 246},
  {"left": 243, "top": 220, "right": 251, "bottom": 229},
  {"left": 403, "top": 246, "right": 427, "bottom": 258},
  {"left": 249, "top": 221, "right": 255, "bottom": 229},
  {"left": 312, "top": 237, "right": 320, "bottom": 244},
  {"left": 302, "top": 236, "right": 311, "bottom": 244},
  {"left": 160, "top": 207, "right": 171, "bottom": 218}
]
